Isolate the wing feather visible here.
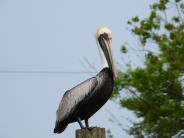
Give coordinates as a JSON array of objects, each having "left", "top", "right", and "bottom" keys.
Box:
[{"left": 56, "top": 77, "right": 98, "bottom": 122}]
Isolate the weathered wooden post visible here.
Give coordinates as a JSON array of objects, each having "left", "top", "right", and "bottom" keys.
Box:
[{"left": 76, "top": 127, "right": 106, "bottom": 138}]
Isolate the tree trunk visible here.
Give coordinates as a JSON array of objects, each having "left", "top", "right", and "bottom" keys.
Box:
[{"left": 76, "top": 127, "right": 106, "bottom": 138}]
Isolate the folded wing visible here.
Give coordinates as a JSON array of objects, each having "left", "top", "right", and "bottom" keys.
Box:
[{"left": 56, "top": 77, "right": 98, "bottom": 123}]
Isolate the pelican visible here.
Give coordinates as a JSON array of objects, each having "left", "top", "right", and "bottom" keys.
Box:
[{"left": 54, "top": 27, "right": 117, "bottom": 133}]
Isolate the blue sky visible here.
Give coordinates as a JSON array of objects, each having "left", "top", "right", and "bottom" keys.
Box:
[{"left": 0, "top": 0, "right": 153, "bottom": 137}]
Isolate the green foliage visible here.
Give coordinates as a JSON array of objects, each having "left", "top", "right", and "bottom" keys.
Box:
[
  {"left": 121, "top": 45, "right": 127, "bottom": 53},
  {"left": 113, "top": 0, "right": 184, "bottom": 137}
]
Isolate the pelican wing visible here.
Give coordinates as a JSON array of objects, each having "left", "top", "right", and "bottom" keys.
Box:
[{"left": 56, "top": 77, "right": 98, "bottom": 122}]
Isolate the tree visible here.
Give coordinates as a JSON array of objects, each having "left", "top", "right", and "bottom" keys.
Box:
[{"left": 113, "top": 0, "right": 184, "bottom": 137}]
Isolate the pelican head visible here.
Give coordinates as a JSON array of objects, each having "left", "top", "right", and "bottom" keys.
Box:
[{"left": 96, "top": 27, "right": 117, "bottom": 80}]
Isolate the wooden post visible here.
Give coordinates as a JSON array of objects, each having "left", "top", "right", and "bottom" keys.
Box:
[{"left": 76, "top": 127, "right": 106, "bottom": 138}]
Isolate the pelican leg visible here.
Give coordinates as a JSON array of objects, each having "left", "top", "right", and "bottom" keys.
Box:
[
  {"left": 77, "top": 117, "right": 84, "bottom": 129},
  {"left": 85, "top": 119, "right": 89, "bottom": 128},
  {"left": 85, "top": 119, "right": 94, "bottom": 131}
]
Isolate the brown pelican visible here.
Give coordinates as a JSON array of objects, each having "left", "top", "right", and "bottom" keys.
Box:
[{"left": 54, "top": 27, "right": 117, "bottom": 133}]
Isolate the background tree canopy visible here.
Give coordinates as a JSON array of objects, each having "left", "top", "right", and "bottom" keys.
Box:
[{"left": 113, "top": 0, "right": 184, "bottom": 137}]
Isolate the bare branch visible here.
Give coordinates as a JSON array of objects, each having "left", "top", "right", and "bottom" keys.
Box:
[{"left": 83, "top": 57, "right": 97, "bottom": 72}]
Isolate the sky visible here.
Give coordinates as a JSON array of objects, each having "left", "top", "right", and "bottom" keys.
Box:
[{"left": 0, "top": 0, "right": 153, "bottom": 138}]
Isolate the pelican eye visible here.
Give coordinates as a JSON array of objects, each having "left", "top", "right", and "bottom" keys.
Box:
[{"left": 102, "top": 33, "right": 110, "bottom": 41}]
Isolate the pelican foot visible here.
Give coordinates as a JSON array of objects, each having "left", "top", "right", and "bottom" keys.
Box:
[{"left": 86, "top": 126, "right": 98, "bottom": 131}]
